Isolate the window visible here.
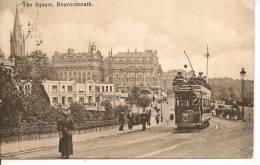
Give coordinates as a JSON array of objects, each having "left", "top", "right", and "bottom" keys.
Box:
[
  {"left": 79, "top": 97, "right": 84, "bottom": 103},
  {"left": 110, "top": 86, "right": 112, "bottom": 92},
  {"left": 65, "top": 72, "right": 67, "bottom": 80},
  {"left": 78, "top": 73, "right": 81, "bottom": 82},
  {"left": 62, "top": 96, "right": 66, "bottom": 106},
  {"left": 60, "top": 72, "right": 63, "bottom": 80},
  {"left": 67, "top": 86, "right": 73, "bottom": 92},
  {"left": 89, "top": 86, "right": 92, "bottom": 92},
  {"left": 52, "top": 85, "right": 58, "bottom": 92},
  {"left": 68, "top": 97, "right": 73, "bottom": 104},
  {"left": 96, "top": 86, "right": 100, "bottom": 93},
  {"left": 106, "top": 86, "right": 108, "bottom": 92},
  {"left": 62, "top": 85, "right": 65, "bottom": 92},
  {"left": 52, "top": 97, "right": 58, "bottom": 104},
  {"left": 79, "top": 86, "right": 84, "bottom": 93},
  {"left": 25, "top": 85, "right": 31, "bottom": 93}
]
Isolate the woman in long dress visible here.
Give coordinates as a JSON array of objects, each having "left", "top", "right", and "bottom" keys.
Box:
[
  {"left": 57, "top": 111, "right": 75, "bottom": 159},
  {"left": 127, "top": 111, "right": 133, "bottom": 129}
]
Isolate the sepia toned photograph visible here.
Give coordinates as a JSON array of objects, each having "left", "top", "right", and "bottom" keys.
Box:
[{"left": 0, "top": 0, "right": 254, "bottom": 159}]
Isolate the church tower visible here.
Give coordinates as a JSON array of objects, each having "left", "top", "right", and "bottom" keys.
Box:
[{"left": 10, "top": 6, "right": 25, "bottom": 65}]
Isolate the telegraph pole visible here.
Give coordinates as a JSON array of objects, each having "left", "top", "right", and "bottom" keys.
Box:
[{"left": 205, "top": 45, "right": 210, "bottom": 83}]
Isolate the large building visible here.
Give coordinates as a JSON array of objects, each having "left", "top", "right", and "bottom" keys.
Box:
[
  {"left": 10, "top": 7, "right": 25, "bottom": 65},
  {"left": 105, "top": 49, "right": 162, "bottom": 91},
  {"left": 52, "top": 42, "right": 105, "bottom": 83}
]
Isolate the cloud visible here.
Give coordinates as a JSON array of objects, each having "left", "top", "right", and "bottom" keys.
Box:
[
  {"left": 240, "top": 0, "right": 254, "bottom": 11},
  {"left": 0, "top": 0, "right": 254, "bottom": 80}
]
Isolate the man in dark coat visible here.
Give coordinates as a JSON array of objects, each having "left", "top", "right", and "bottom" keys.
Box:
[
  {"left": 127, "top": 110, "right": 133, "bottom": 129},
  {"left": 57, "top": 110, "right": 75, "bottom": 159},
  {"left": 146, "top": 109, "right": 151, "bottom": 125},
  {"left": 155, "top": 112, "right": 160, "bottom": 124},
  {"left": 141, "top": 111, "right": 147, "bottom": 131},
  {"left": 119, "top": 111, "right": 124, "bottom": 131}
]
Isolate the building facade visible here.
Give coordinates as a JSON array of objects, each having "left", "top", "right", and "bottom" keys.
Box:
[
  {"left": 10, "top": 7, "right": 25, "bottom": 65},
  {"left": 52, "top": 42, "right": 105, "bottom": 83},
  {"left": 105, "top": 49, "right": 162, "bottom": 91},
  {"left": 42, "top": 80, "right": 127, "bottom": 108}
]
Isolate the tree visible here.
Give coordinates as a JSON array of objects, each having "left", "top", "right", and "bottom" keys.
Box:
[
  {"left": 28, "top": 50, "right": 50, "bottom": 80},
  {"left": 0, "top": 64, "right": 25, "bottom": 128},
  {"left": 127, "top": 86, "right": 141, "bottom": 108},
  {"left": 209, "top": 78, "right": 254, "bottom": 106},
  {"left": 136, "top": 96, "right": 151, "bottom": 112},
  {"left": 14, "top": 50, "right": 55, "bottom": 81},
  {"left": 102, "top": 99, "right": 113, "bottom": 120},
  {"left": 69, "top": 102, "right": 86, "bottom": 123},
  {"left": 14, "top": 56, "right": 33, "bottom": 81}
]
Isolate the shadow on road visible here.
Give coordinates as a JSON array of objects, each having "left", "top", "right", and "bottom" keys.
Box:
[{"left": 173, "top": 128, "right": 201, "bottom": 133}]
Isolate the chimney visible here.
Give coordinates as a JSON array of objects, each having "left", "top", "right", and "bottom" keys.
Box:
[{"left": 68, "top": 48, "right": 74, "bottom": 54}]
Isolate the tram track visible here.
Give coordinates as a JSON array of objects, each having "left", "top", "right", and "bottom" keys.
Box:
[{"left": 134, "top": 119, "right": 219, "bottom": 158}]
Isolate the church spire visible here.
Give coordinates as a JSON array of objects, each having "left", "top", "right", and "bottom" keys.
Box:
[
  {"left": 13, "top": 6, "right": 21, "bottom": 40},
  {"left": 10, "top": 5, "right": 25, "bottom": 65}
]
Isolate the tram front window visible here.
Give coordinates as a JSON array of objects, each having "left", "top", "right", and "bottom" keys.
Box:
[{"left": 176, "top": 99, "right": 189, "bottom": 111}]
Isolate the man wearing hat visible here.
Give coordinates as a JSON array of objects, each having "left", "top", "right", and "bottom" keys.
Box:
[
  {"left": 127, "top": 110, "right": 133, "bottom": 130},
  {"left": 118, "top": 110, "right": 124, "bottom": 131}
]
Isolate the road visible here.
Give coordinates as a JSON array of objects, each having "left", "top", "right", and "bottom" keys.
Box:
[{"left": 5, "top": 112, "right": 253, "bottom": 159}]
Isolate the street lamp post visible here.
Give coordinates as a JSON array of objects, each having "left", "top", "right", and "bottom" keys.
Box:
[
  {"left": 161, "top": 95, "right": 163, "bottom": 122},
  {"left": 240, "top": 68, "right": 246, "bottom": 121}
]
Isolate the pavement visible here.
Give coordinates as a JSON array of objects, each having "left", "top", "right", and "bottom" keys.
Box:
[{"left": 0, "top": 116, "right": 164, "bottom": 158}]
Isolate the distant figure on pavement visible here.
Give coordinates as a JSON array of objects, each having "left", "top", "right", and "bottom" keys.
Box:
[
  {"left": 119, "top": 111, "right": 124, "bottom": 131},
  {"left": 170, "top": 109, "right": 174, "bottom": 121},
  {"left": 141, "top": 111, "right": 147, "bottom": 131},
  {"left": 146, "top": 109, "right": 151, "bottom": 125},
  {"left": 155, "top": 112, "right": 160, "bottom": 124},
  {"left": 127, "top": 110, "right": 133, "bottom": 129},
  {"left": 57, "top": 110, "right": 75, "bottom": 159}
]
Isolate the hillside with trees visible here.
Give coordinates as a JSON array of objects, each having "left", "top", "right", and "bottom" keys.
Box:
[{"left": 208, "top": 78, "right": 254, "bottom": 106}]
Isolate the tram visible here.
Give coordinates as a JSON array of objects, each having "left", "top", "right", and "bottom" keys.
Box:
[{"left": 173, "top": 72, "right": 211, "bottom": 129}]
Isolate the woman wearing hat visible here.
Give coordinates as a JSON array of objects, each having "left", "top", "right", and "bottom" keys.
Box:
[{"left": 57, "top": 109, "right": 75, "bottom": 159}]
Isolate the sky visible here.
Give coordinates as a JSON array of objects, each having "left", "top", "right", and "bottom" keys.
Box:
[{"left": 0, "top": 0, "right": 254, "bottom": 79}]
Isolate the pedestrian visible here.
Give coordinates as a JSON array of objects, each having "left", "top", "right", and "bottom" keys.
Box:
[
  {"left": 169, "top": 109, "right": 174, "bottom": 121},
  {"left": 241, "top": 109, "right": 245, "bottom": 121},
  {"left": 237, "top": 108, "right": 241, "bottom": 120},
  {"left": 57, "top": 110, "right": 75, "bottom": 159},
  {"left": 155, "top": 113, "right": 160, "bottom": 124},
  {"left": 146, "top": 109, "right": 151, "bottom": 125},
  {"left": 127, "top": 110, "right": 133, "bottom": 130},
  {"left": 141, "top": 111, "right": 147, "bottom": 131},
  {"left": 119, "top": 111, "right": 124, "bottom": 131}
]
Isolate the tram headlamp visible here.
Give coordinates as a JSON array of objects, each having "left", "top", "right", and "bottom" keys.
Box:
[{"left": 183, "top": 113, "right": 188, "bottom": 121}]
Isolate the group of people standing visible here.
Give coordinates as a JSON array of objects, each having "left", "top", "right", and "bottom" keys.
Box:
[
  {"left": 118, "top": 109, "right": 152, "bottom": 131},
  {"left": 213, "top": 102, "right": 244, "bottom": 121},
  {"left": 56, "top": 106, "right": 160, "bottom": 158}
]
